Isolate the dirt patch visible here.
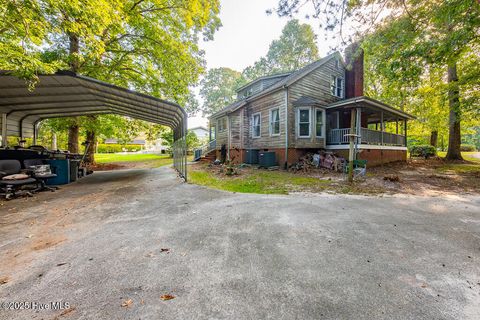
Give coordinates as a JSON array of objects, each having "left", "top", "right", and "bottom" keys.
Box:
[
  {"left": 32, "top": 236, "right": 67, "bottom": 251},
  {"left": 89, "top": 163, "right": 127, "bottom": 171}
]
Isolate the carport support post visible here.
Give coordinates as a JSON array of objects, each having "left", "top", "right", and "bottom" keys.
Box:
[{"left": 1, "top": 113, "right": 7, "bottom": 147}]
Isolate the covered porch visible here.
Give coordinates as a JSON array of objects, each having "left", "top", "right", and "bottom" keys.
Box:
[{"left": 325, "top": 96, "right": 414, "bottom": 147}]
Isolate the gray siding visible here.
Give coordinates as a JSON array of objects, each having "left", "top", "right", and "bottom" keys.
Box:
[{"left": 288, "top": 57, "right": 345, "bottom": 148}]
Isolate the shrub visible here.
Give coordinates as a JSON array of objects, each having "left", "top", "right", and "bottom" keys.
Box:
[
  {"left": 409, "top": 145, "right": 437, "bottom": 159},
  {"left": 97, "top": 143, "right": 141, "bottom": 153},
  {"left": 460, "top": 144, "right": 476, "bottom": 152}
]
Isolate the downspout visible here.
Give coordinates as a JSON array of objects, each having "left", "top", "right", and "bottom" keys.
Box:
[{"left": 284, "top": 87, "right": 289, "bottom": 169}]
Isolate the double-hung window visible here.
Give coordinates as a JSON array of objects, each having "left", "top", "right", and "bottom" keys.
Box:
[
  {"left": 252, "top": 113, "right": 261, "bottom": 138},
  {"left": 315, "top": 108, "right": 325, "bottom": 138},
  {"left": 331, "top": 76, "right": 344, "bottom": 98},
  {"left": 269, "top": 108, "right": 280, "bottom": 136},
  {"left": 297, "top": 108, "right": 311, "bottom": 138},
  {"left": 217, "top": 117, "right": 227, "bottom": 132}
]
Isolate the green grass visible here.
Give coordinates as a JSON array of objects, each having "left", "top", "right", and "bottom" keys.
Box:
[
  {"left": 189, "top": 169, "right": 331, "bottom": 195},
  {"left": 95, "top": 153, "right": 173, "bottom": 168},
  {"left": 434, "top": 152, "right": 480, "bottom": 174},
  {"left": 437, "top": 151, "right": 480, "bottom": 163}
]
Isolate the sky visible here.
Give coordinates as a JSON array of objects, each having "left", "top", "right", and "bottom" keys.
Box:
[{"left": 188, "top": 0, "right": 336, "bottom": 129}]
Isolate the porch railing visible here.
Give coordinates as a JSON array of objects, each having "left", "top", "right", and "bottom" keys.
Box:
[
  {"left": 193, "top": 139, "right": 217, "bottom": 161},
  {"left": 327, "top": 128, "right": 406, "bottom": 146}
]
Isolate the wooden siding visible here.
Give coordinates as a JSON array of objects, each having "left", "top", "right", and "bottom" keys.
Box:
[
  {"left": 244, "top": 90, "right": 286, "bottom": 150},
  {"left": 287, "top": 57, "right": 345, "bottom": 148}
]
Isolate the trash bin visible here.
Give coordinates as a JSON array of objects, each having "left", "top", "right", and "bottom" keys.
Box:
[{"left": 45, "top": 159, "right": 70, "bottom": 185}]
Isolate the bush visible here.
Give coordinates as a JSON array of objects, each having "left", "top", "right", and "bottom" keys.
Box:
[
  {"left": 409, "top": 145, "right": 437, "bottom": 159},
  {"left": 97, "top": 143, "right": 141, "bottom": 153},
  {"left": 460, "top": 144, "right": 476, "bottom": 152}
]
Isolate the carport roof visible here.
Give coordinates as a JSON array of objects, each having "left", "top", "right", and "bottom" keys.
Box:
[{"left": 0, "top": 70, "right": 186, "bottom": 138}]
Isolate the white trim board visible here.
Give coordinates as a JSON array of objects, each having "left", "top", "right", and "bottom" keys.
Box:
[{"left": 325, "top": 144, "right": 407, "bottom": 151}]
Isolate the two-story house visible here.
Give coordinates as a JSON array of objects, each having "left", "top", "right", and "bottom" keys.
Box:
[{"left": 204, "top": 45, "right": 414, "bottom": 167}]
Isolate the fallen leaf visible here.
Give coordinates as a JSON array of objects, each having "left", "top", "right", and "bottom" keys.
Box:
[
  {"left": 0, "top": 276, "right": 9, "bottom": 285},
  {"left": 146, "top": 253, "right": 154, "bottom": 258},
  {"left": 160, "top": 294, "right": 175, "bottom": 301},
  {"left": 160, "top": 248, "right": 170, "bottom": 253},
  {"left": 421, "top": 283, "right": 427, "bottom": 288},
  {"left": 121, "top": 299, "right": 133, "bottom": 308},
  {"left": 56, "top": 263, "right": 67, "bottom": 267}
]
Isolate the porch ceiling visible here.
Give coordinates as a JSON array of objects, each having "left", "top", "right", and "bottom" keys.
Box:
[{"left": 327, "top": 96, "right": 415, "bottom": 122}]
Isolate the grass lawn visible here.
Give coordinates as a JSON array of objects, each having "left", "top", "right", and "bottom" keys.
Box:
[
  {"left": 436, "top": 151, "right": 480, "bottom": 174},
  {"left": 95, "top": 153, "right": 173, "bottom": 168},
  {"left": 189, "top": 168, "right": 332, "bottom": 195}
]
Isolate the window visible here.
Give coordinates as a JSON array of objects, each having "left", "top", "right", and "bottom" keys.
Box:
[
  {"left": 331, "top": 76, "right": 344, "bottom": 98},
  {"left": 315, "top": 108, "right": 325, "bottom": 137},
  {"left": 335, "top": 59, "right": 340, "bottom": 69},
  {"left": 252, "top": 113, "right": 261, "bottom": 138},
  {"left": 297, "top": 108, "right": 311, "bottom": 138},
  {"left": 217, "top": 117, "right": 227, "bottom": 132},
  {"left": 269, "top": 108, "right": 280, "bottom": 136}
]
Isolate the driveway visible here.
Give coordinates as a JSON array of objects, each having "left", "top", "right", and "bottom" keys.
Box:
[{"left": 0, "top": 167, "right": 479, "bottom": 319}]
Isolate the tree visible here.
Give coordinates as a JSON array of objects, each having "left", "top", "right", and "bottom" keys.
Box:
[
  {"left": 198, "top": 19, "right": 319, "bottom": 116},
  {"left": 274, "top": 0, "right": 480, "bottom": 160},
  {"left": 199, "top": 68, "right": 245, "bottom": 116},
  {"left": 243, "top": 19, "right": 319, "bottom": 80},
  {"left": 0, "top": 0, "right": 221, "bottom": 161}
]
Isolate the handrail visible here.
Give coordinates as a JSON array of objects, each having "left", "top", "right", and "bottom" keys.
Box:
[{"left": 194, "top": 139, "right": 216, "bottom": 161}]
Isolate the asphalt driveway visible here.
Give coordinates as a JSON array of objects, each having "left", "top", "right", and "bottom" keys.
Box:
[{"left": 0, "top": 166, "right": 479, "bottom": 319}]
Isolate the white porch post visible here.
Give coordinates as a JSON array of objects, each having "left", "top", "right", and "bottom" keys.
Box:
[
  {"left": 1, "top": 113, "right": 7, "bottom": 147},
  {"left": 380, "top": 111, "right": 384, "bottom": 145},
  {"left": 356, "top": 107, "right": 362, "bottom": 145}
]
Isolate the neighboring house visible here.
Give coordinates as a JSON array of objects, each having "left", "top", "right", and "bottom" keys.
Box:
[
  {"left": 189, "top": 126, "right": 209, "bottom": 141},
  {"left": 206, "top": 45, "right": 414, "bottom": 166}
]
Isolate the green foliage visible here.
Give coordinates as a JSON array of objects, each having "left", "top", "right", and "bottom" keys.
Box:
[
  {"left": 199, "top": 19, "right": 319, "bottom": 116},
  {"left": 96, "top": 143, "right": 143, "bottom": 153},
  {"left": 409, "top": 145, "right": 437, "bottom": 159},
  {"left": 460, "top": 144, "right": 476, "bottom": 152},
  {"left": 160, "top": 129, "right": 200, "bottom": 151},
  {"left": 242, "top": 19, "right": 319, "bottom": 81},
  {"left": 199, "top": 68, "right": 245, "bottom": 116}
]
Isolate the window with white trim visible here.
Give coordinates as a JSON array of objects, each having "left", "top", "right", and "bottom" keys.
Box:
[
  {"left": 217, "top": 117, "right": 227, "bottom": 132},
  {"left": 252, "top": 113, "right": 261, "bottom": 138},
  {"left": 315, "top": 108, "right": 325, "bottom": 138},
  {"left": 269, "top": 108, "right": 280, "bottom": 136},
  {"left": 297, "top": 108, "right": 311, "bottom": 138},
  {"left": 331, "top": 75, "right": 344, "bottom": 98}
]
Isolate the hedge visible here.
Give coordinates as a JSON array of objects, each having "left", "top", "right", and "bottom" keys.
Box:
[
  {"left": 409, "top": 145, "right": 437, "bottom": 159},
  {"left": 97, "top": 143, "right": 142, "bottom": 153},
  {"left": 460, "top": 144, "right": 477, "bottom": 152}
]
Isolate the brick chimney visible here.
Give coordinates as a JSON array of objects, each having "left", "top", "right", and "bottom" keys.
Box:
[{"left": 344, "top": 43, "right": 364, "bottom": 98}]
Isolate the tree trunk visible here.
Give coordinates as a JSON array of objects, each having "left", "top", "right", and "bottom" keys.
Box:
[
  {"left": 67, "top": 33, "right": 80, "bottom": 154},
  {"left": 85, "top": 129, "right": 96, "bottom": 164},
  {"left": 445, "top": 62, "right": 463, "bottom": 160},
  {"left": 67, "top": 124, "right": 79, "bottom": 153},
  {"left": 430, "top": 130, "right": 438, "bottom": 148}
]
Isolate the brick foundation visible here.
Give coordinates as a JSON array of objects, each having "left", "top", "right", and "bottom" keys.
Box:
[
  {"left": 217, "top": 147, "right": 406, "bottom": 167},
  {"left": 331, "top": 148, "right": 407, "bottom": 166}
]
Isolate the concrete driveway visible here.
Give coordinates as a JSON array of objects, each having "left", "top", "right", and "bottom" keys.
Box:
[{"left": 0, "top": 167, "right": 479, "bottom": 320}]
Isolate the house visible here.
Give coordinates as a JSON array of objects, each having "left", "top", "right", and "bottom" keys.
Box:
[
  {"left": 205, "top": 44, "right": 414, "bottom": 167},
  {"left": 189, "top": 126, "right": 209, "bottom": 141}
]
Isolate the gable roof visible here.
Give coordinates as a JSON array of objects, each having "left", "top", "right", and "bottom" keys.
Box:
[
  {"left": 210, "top": 52, "right": 342, "bottom": 119},
  {"left": 235, "top": 72, "right": 291, "bottom": 93}
]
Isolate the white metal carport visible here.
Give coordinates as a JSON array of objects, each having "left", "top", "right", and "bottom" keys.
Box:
[{"left": 0, "top": 71, "right": 187, "bottom": 180}]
